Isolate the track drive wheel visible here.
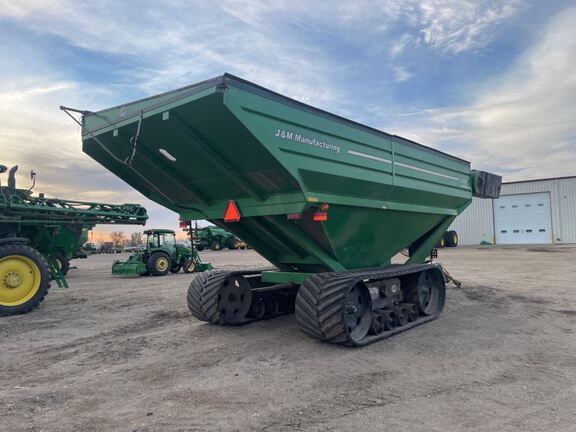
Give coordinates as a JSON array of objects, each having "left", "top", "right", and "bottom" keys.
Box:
[
  {"left": 404, "top": 269, "right": 446, "bottom": 316},
  {"left": 147, "top": 252, "right": 170, "bottom": 276},
  {"left": 0, "top": 244, "right": 51, "bottom": 317},
  {"left": 295, "top": 275, "right": 372, "bottom": 346},
  {"left": 187, "top": 272, "right": 252, "bottom": 324}
]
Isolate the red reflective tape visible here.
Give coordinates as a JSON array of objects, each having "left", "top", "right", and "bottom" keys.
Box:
[
  {"left": 224, "top": 200, "right": 241, "bottom": 222},
  {"left": 313, "top": 212, "right": 327, "bottom": 221},
  {"left": 287, "top": 213, "right": 302, "bottom": 220},
  {"left": 179, "top": 220, "right": 189, "bottom": 228}
]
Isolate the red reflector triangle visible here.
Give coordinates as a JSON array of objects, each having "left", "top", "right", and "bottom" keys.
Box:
[{"left": 224, "top": 200, "right": 241, "bottom": 222}]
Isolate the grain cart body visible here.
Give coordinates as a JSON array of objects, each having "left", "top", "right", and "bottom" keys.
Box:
[{"left": 76, "top": 74, "right": 501, "bottom": 345}]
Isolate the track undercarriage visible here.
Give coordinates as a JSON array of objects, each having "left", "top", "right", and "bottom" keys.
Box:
[{"left": 187, "top": 263, "right": 446, "bottom": 346}]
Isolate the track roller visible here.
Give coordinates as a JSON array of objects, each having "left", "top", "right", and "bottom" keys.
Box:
[
  {"left": 381, "top": 310, "right": 397, "bottom": 330},
  {"left": 391, "top": 305, "right": 409, "bottom": 327},
  {"left": 402, "top": 303, "right": 418, "bottom": 322},
  {"left": 369, "top": 313, "right": 385, "bottom": 335}
]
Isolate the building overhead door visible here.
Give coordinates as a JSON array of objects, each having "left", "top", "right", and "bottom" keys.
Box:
[{"left": 494, "top": 193, "right": 552, "bottom": 244}]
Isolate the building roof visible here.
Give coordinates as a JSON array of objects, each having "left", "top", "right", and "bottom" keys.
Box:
[{"left": 503, "top": 175, "right": 576, "bottom": 185}]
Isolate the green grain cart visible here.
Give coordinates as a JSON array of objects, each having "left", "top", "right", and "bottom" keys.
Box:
[
  {"left": 0, "top": 164, "right": 148, "bottom": 316},
  {"left": 65, "top": 73, "right": 501, "bottom": 346}
]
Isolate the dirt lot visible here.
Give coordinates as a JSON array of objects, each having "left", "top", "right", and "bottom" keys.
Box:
[{"left": 1, "top": 246, "right": 576, "bottom": 432}]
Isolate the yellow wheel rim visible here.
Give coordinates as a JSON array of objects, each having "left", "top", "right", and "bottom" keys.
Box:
[
  {"left": 454, "top": 234, "right": 459, "bottom": 244},
  {"left": 187, "top": 261, "right": 195, "bottom": 272},
  {"left": 55, "top": 258, "right": 62, "bottom": 270},
  {"left": 156, "top": 257, "right": 169, "bottom": 271},
  {"left": 0, "top": 255, "right": 42, "bottom": 306}
]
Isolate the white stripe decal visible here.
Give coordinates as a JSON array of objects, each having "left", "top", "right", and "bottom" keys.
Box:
[
  {"left": 347, "top": 150, "right": 391, "bottom": 164},
  {"left": 348, "top": 149, "right": 459, "bottom": 181},
  {"left": 395, "top": 162, "right": 459, "bottom": 180}
]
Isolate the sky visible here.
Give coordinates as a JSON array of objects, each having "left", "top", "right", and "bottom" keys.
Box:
[{"left": 1, "top": 0, "right": 575, "bottom": 238}]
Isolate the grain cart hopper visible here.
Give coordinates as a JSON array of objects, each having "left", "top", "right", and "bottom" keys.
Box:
[
  {"left": 0, "top": 164, "right": 148, "bottom": 316},
  {"left": 65, "top": 73, "right": 501, "bottom": 346},
  {"left": 112, "top": 228, "right": 212, "bottom": 276}
]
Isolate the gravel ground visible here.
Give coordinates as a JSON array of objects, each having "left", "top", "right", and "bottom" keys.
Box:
[{"left": 1, "top": 246, "right": 575, "bottom": 432}]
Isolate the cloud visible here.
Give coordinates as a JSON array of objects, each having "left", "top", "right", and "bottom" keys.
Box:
[
  {"left": 384, "top": 6, "right": 576, "bottom": 180},
  {"left": 392, "top": 66, "right": 413, "bottom": 82},
  {"left": 418, "top": 0, "right": 525, "bottom": 54}
]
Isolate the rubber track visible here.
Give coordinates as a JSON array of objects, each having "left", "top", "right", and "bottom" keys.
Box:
[
  {"left": 186, "top": 271, "right": 230, "bottom": 323},
  {"left": 186, "top": 268, "right": 271, "bottom": 324},
  {"left": 295, "top": 263, "right": 444, "bottom": 346}
]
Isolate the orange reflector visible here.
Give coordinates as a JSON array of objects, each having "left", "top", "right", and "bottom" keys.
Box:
[
  {"left": 224, "top": 200, "right": 241, "bottom": 222},
  {"left": 319, "top": 203, "right": 330, "bottom": 211},
  {"left": 313, "top": 212, "right": 327, "bottom": 222}
]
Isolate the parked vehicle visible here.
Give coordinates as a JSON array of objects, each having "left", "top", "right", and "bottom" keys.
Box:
[
  {"left": 112, "top": 229, "right": 212, "bottom": 276},
  {"left": 72, "top": 73, "right": 501, "bottom": 345},
  {"left": 194, "top": 226, "right": 246, "bottom": 251},
  {"left": 0, "top": 164, "right": 147, "bottom": 316}
]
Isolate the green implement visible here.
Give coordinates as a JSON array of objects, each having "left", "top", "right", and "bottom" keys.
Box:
[
  {"left": 112, "top": 228, "right": 212, "bottom": 276},
  {"left": 71, "top": 73, "right": 501, "bottom": 345},
  {"left": 0, "top": 164, "right": 148, "bottom": 316}
]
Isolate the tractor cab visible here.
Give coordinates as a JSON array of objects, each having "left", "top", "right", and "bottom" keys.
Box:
[{"left": 144, "top": 229, "right": 176, "bottom": 255}]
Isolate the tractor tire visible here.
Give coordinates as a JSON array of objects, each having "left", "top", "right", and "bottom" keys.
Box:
[
  {"left": 0, "top": 244, "right": 51, "bottom": 317},
  {"left": 183, "top": 258, "right": 196, "bottom": 273},
  {"left": 210, "top": 240, "right": 222, "bottom": 251},
  {"left": 147, "top": 252, "right": 171, "bottom": 276},
  {"left": 226, "top": 237, "right": 238, "bottom": 250},
  {"left": 435, "top": 237, "right": 445, "bottom": 248},
  {"left": 54, "top": 252, "right": 70, "bottom": 276},
  {"left": 170, "top": 263, "right": 182, "bottom": 273},
  {"left": 444, "top": 230, "right": 459, "bottom": 247}
]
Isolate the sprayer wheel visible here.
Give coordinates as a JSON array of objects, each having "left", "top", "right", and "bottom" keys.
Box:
[{"left": 0, "top": 244, "right": 51, "bottom": 317}]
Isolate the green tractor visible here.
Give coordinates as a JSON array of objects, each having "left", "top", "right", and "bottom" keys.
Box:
[{"left": 112, "top": 229, "right": 212, "bottom": 276}]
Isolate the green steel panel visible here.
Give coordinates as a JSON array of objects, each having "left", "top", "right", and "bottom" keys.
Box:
[{"left": 81, "top": 74, "right": 476, "bottom": 272}]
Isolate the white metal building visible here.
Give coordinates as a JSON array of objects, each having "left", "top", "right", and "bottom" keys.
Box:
[{"left": 449, "top": 176, "right": 576, "bottom": 245}]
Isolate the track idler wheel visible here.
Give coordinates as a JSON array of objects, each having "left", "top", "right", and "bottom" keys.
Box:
[{"left": 405, "top": 269, "right": 446, "bottom": 317}]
